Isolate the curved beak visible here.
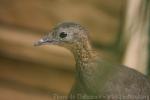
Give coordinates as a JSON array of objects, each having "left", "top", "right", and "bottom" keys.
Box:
[{"left": 34, "top": 36, "right": 53, "bottom": 46}]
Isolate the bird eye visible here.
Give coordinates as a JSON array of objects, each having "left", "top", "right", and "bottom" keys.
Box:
[{"left": 59, "top": 32, "right": 67, "bottom": 38}]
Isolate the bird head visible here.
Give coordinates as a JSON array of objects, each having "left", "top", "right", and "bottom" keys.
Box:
[{"left": 34, "top": 22, "right": 89, "bottom": 50}]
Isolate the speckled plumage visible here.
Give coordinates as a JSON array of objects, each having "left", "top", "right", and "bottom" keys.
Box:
[{"left": 35, "top": 22, "right": 150, "bottom": 100}]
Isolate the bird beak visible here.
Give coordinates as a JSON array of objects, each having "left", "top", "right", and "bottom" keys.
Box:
[{"left": 34, "top": 36, "right": 53, "bottom": 46}]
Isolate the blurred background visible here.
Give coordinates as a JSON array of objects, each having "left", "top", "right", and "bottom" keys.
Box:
[{"left": 0, "top": 0, "right": 149, "bottom": 100}]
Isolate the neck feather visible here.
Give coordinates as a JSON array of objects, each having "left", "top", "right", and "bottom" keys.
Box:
[{"left": 70, "top": 38, "right": 96, "bottom": 78}]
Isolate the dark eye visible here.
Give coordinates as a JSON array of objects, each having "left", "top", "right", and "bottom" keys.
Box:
[{"left": 59, "top": 32, "right": 67, "bottom": 38}]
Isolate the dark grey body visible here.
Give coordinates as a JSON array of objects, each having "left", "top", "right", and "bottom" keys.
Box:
[{"left": 68, "top": 59, "right": 150, "bottom": 100}]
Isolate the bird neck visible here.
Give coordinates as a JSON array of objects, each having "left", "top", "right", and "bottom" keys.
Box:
[{"left": 71, "top": 39, "right": 96, "bottom": 79}]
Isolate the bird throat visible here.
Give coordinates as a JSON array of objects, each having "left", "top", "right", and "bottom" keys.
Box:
[{"left": 71, "top": 39, "right": 96, "bottom": 79}]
